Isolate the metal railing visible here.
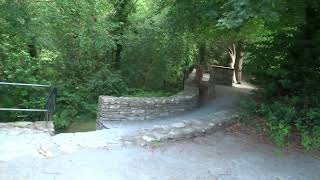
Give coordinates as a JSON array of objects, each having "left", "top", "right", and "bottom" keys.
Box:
[{"left": 0, "top": 82, "right": 57, "bottom": 122}]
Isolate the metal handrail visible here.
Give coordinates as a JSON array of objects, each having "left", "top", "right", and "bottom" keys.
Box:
[
  {"left": 0, "top": 82, "right": 50, "bottom": 87},
  {"left": 0, "top": 108, "right": 48, "bottom": 112},
  {"left": 0, "top": 81, "right": 57, "bottom": 122}
]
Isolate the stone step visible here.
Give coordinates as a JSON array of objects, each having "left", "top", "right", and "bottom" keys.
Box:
[
  {"left": 121, "top": 109, "right": 239, "bottom": 146},
  {"left": 0, "top": 121, "right": 54, "bottom": 135}
]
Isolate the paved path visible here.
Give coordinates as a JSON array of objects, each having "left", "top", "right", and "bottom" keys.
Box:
[
  {"left": 105, "top": 84, "right": 249, "bottom": 145},
  {"left": 1, "top": 131, "right": 319, "bottom": 180},
  {"left": 1, "top": 82, "right": 320, "bottom": 179}
]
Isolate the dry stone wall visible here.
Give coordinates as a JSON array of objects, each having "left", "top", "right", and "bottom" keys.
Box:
[
  {"left": 97, "top": 87, "right": 199, "bottom": 129},
  {"left": 210, "top": 65, "right": 234, "bottom": 86}
]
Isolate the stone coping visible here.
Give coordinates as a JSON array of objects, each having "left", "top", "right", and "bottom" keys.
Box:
[
  {"left": 99, "top": 86, "right": 198, "bottom": 101},
  {"left": 211, "top": 65, "right": 235, "bottom": 70},
  {"left": 0, "top": 121, "right": 54, "bottom": 135}
]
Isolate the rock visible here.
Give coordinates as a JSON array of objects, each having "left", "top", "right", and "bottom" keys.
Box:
[
  {"left": 124, "top": 141, "right": 133, "bottom": 145},
  {"left": 152, "top": 125, "right": 161, "bottom": 128},
  {"left": 12, "top": 121, "right": 33, "bottom": 128},
  {"left": 192, "top": 120, "right": 203, "bottom": 125},
  {"left": 171, "top": 122, "right": 186, "bottom": 128},
  {"left": 0, "top": 121, "right": 54, "bottom": 135},
  {"left": 142, "top": 135, "right": 155, "bottom": 142},
  {"left": 152, "top": 132, "right": 167, "bottom": 141},
  {"left": 34, "top": 121, "right": 55, "bottom": 133},
  {"left": 168, "top": 130, "right": 184, "bottom": 139},
  {"left": 38, "top": 145, "right": 53, "bottom": 159},
  {"left": 132, "top": 109, "right": 145, "bottom": 114}
]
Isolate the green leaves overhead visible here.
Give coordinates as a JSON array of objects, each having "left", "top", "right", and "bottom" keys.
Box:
[{"left": 217, "top": 0, "right": 283, "bottom": 29}]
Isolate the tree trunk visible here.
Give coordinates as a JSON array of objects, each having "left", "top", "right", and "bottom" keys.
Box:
[
  {"left": 111, "top": 0, "right": 131, "bottom": 70},
  {"left": 28, "top": 43, "right": 37, "bottom": 58},
  {"left": 194, "top": 43, "right": 206, "bottom": 84},
  {"left": 234, "top": 44, "right": 244, "bottom": 84},
  {"left": 227, "top": 44, "right": 238, "bottom": 84},
  {"left": 194, "top": 65, "right": 204, "bottom": 84},
  {"left": 286, "top": 2, "right": 320, "bottom": 90},
  {"left": 114, "top": 42, "right": 122, "bottom": 70}
]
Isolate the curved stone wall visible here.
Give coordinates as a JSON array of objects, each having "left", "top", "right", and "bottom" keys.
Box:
[{"left": 97, "top": 87, "right": 199, "bottom": 129}]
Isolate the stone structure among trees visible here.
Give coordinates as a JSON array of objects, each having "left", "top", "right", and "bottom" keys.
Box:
[
  {"left": 97, "top": 87, "right": 199, "bottom": 129},
  {"left": 210, "top": 65, "right": 235, "bottom": 86}
]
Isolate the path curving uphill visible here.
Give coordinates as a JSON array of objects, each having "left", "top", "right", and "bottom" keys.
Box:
[
  {"left": 1, "top": 82, "right": 320, "bottom": 180},
  {"left": 0, "top": 83, "right": 253, "bottom": 157}
]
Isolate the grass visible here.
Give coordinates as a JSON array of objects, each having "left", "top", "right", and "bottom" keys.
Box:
[
  {"left": 56, "top": 120, "right": 96, "bottom": 133},
  {"left": 124, "top": 88, "right": 178, "bottom": 97}
]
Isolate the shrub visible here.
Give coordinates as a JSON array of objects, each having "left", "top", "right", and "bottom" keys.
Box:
[
  {"left": 258, "top": 101, "right": 296, "bottom": 145},
  {"left": 242, "top": 95, "right": 320, "bottom": 150}
]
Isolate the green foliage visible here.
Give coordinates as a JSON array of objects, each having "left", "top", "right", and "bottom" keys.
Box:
[
  {"left": 0, "top": 0, "right": 186, "bottom": 129},
  {"left": 258, "top": 101, "right": 295, "bottom": 145},
  {"left": 125, "top": 89, "right": 175, "bottom": 97},
  {"left": 237, "top": 1, "right": 320, "bottom": 150},
  {"left": 241, "top": 95, "right": 320, "bottom": 149},
  {"left": 56, "top": 120, "right": 96, "bottom": 133},
  {"left": 122, "top": 26, "right": 195, "bottom": 90},
  {"left": 300, "top": 127, "right": 320, "bottom": 150},
  {"left": 1, "top": 0, "right": 319, "bottom": 145},
  {"left": 217, "top": 0, "right": 284, "bottom": 29},
  {"left": 238, "top": 97, "right": 258, "bottom": 122},
  {"left": 88, "top": 67, "right": 128, "bottom": 97},
  {"left": 297, "top": 108, "right": 320, "bottom": 150}
]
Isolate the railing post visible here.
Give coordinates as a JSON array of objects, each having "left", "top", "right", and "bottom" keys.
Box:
[{"left": 45, "top": 112, "right": 49, "bottom": 122}]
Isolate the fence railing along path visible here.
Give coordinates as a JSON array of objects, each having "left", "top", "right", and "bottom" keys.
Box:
[{"left": 0, "top": 82, "right": 57, "bottom": 122}]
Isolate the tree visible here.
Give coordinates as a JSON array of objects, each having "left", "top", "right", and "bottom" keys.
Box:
[
  {"left": 158, "top": 0, "right": 282, "bottom": 84},
  {"left": 110, "top": 0, "right": 137, "bottom": 69}
]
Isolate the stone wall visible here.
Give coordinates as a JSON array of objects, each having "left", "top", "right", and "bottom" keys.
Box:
[
  {"left": 210, "top": 65, "right": 234, "bottom": 86},
  {"left": 199, "top": 82, "right": 215, "bottom": 104},
  {"left": 97, "top": 87, "right": 199, "bottom": 129},
  {"left": 0, "top": 121, "right": 54, "bottom": 135}
]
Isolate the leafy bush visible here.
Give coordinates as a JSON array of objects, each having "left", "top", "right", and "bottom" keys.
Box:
[
  {"left": 242, "top": 4, "right": 320, "bottom": 149},
  {"left": 52, "top": 65, "right": 129, "bottom": 129},
  {"left": 258, "top": 102, "right": 295, "bottom": 145},
  {"left": 125, "top": 88, "right": 176, "bottom": 97},
  {"left": 121, "top": 21, "right": 196, "bottom": 92},
  {"left": 296, "top": 109, "right": 320, "bottom": 150},
  {"left": 238, "top": 97, "right": 259, "bottom": 122},
  {"left": 241, "top": 95, "right": 320, "bottom": 149},
  {"left": 87, "top": 67, "right": 129, "bottom": 97}
]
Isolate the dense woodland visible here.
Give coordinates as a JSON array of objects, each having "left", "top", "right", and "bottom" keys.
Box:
[{"left": 0, "top": 0, "right": 319, "bottom": 149}]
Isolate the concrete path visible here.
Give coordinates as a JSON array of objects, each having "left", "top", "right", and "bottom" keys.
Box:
[
  {"left": 0, "top": 84, "right": 249, "bottom": 160},
  {"left": 1, "top": 131, "right": 319, "bottom": 180},
  {"left": 1, "top": 82, "right": 319, "bottom": 179}
]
